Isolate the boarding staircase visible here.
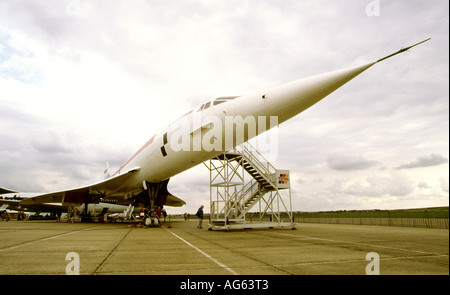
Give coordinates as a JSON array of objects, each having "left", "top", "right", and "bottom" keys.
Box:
[{"left": 207, "top": 143, "right": 294, "bottom": 230}]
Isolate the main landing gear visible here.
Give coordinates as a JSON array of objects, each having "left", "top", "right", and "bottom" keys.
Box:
[{"left": 138, "top": 181, "right": 163, "bottom": 228}]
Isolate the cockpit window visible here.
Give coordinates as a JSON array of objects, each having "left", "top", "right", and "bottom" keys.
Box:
[
  {"left": 198, "top": 96, "right": 239, "bottom": 111},
  {"left": 213, "top": 96, "right": 239, "bottom": 106},
  {"left": 197, "top": 101, "right": 212, "bottom": 111}
]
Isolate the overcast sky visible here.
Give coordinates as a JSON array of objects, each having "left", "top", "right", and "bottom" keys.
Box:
[{"left": 1, "top": 0, "right": 448, "bottom": 214}]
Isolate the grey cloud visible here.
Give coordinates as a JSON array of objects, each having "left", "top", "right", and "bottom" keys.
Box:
[
  {"left": 417, "top": 182, "right": 431, "bottom": 189},
  {"left": 344, "top": 174, "right": 415, "bottom": 198},
  {"left": 30, "top": 132, "right": 73, "bottom": 155},
  {"left": 296, "top": 178, "right": 305, "bottom": 184},
  {"left": 0, "top": 103, "right": 41, "bottom": 125},
  {"left": 170, "top": 172, "right": 210, "bottom": 195},
  {"left": 327, "top": 154, "right": 378, "bottom": 171},
  {"left": 395, "top": 154, "right": 448, "bottom": 169},
  {"left": 0, "top": 113, "right": 132, "bottom": 192},
  {"left": 0, "top": 0, "right": 76, "bottom": 40}
]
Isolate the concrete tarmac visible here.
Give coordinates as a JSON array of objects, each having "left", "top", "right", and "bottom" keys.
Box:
[{"left": 0, "top": 220, "right": 448, "bottom": 275}]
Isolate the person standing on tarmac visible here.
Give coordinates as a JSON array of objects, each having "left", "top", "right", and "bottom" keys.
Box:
[
  {"left": 161, "top": 208, "right": 167, "bottom": 222},
  {"left": 196, "top": 205, "right": 204, "bottom": 229}
]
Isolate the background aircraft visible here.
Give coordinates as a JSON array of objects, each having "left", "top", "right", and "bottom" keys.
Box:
[{"left": 0, "top": 186, "right": 143, "bottom": 221}]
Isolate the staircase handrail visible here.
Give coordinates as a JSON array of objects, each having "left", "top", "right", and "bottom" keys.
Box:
[{"left": 239, "top": 144, "right": 277, "bottom": 187}]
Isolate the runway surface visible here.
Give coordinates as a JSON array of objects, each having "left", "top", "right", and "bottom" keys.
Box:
[{"left": 0, "top": 220, "right": 448, "bottom": 275}]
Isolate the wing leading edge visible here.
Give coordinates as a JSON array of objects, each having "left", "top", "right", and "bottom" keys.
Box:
[
  {"left": 20, "top": 167, "right": 141, "bottom": 207},
  {"left": 19, "top": 167, "right": 186, "bottom": 208}
]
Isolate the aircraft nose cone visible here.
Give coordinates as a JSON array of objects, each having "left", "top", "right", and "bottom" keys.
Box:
[{"left": 268, "top": 62, "right": 376, "bottom": 124}]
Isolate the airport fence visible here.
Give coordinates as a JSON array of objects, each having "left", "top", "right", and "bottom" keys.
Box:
[{"left": 292, "top": 208, "right": 449, "bottom": 229}]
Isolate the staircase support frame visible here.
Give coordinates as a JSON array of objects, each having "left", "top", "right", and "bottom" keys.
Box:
[{"left": 207, "top": 143, "right": 295, "bottom": 231}]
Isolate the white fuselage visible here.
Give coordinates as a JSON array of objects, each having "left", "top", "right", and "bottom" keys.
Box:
[{"left": 113, "top": 62, "right": 375, "bottom": 195}]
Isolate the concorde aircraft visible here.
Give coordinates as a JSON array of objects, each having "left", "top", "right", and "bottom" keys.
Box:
[{"left": 16, "top": 39, "right": 429, "bottom": 223}]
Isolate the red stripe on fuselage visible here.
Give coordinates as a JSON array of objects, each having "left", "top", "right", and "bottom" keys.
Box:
[{"left": 112, "top": 135, "right": 156, "bottom": 176}]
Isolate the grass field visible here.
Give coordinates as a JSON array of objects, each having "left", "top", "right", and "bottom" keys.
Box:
[
  {"left": 292, "top": 207, "right": 449, "bottom": 229},
  {"left": 169, "top": 207, "right": 448, "bottom": 229}
]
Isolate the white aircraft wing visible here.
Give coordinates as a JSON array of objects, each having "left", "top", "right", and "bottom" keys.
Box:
[{"left": 20, "top": 167, "right": 141, "bottom": 207}]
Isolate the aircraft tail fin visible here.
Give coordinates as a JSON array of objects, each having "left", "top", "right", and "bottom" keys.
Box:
[{"left": 104, "top": 160, "right": 111, "bottom": 179}]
